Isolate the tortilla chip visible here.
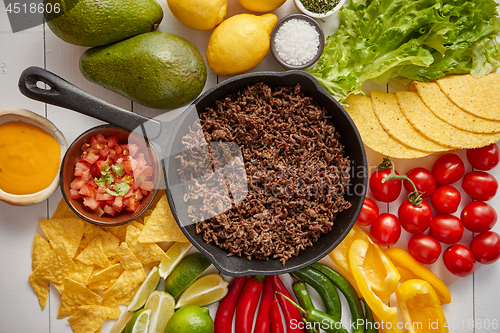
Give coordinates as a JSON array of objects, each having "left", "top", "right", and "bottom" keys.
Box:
[
  {"left": 115, "top": 242, "right": 143, "bottom": 270},
  {"left": 68, "top": 260, "right": 94, "bottom": 285},
  {"left": 32, "top": 233, "right": 53, "bottom": 271},
  {"left": 87, "top": 264, "right": 124, "bottom": 290},
  {"left": 39, "top": 218, "right": 84, "bottom": 258},
  {"left": 344, "top": 94, "right": 429, "bottom": 159},
  {"left": 76, "top": 235, "right": 110, "bottom": 268},
  {"left": 52, "top": 199, "right": 78, "bottom": 219},
  {"left": 114, "top": 285, "right": 140, "bottom": 306},
  {"left": 436, "top": 73, "right": 500, "bottom": 121},
  {"left": 81, "top": 228, "right": 120, "bottom": 258},
  {"left": 371, "top": 92, "right": 450, "bottom": 153},
  {"left": 29, "top": 243, "right": 74, "bottom": 309},
  {"left": 126, "top": 225, "right": 169, "bottom": 265},
  {"left": 102, "top": 296, "right": 122, "bottom": 320},
  {"left": 67, "top": 305, "right": 114, "bottom": 333},
  {"left": 58, "top": 278, "right": 102, "bottom": 318},
  {"left": 102, "top": 268, "right": 146, "bottom": 305},
  {"left": 138, "top": 194, "right": 189, "bottom": 243},
  {"left": 395, "top": 91, "right": 500, "bottom": 149},
  {"left": 412, "top": 81, "right": 500, "bottom": 133}
]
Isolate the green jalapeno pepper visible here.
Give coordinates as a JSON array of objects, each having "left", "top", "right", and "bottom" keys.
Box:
[{"left": 361, "top": 298, "right": 378, "bottom": 333}]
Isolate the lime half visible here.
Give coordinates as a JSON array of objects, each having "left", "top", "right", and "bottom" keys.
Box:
[
  {"left": 164, "top": 252, "right": 212, "bottom": 298},
  {"left": 144, "top": 290, "right": 175, "bottom": 333},
  {"left": 109, "top": 311, "right": 133, "bottom": 333},
  {"left": 125, "top": 308, "right": 151, "bottom": 333},
  {"left": 159, "top": 242, "right": 193, "bottom": 279},
  {"left": 127, "top": 266, "right": 161, "bottom": 312},
  {"left": 175, "top": 273, "right": 229, "bottom": 309}
]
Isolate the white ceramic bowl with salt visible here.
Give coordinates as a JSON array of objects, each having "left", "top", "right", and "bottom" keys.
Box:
[
  {"left": 293, "top": 0, "right": 347, "bottom": 19},
  {"left": 270, "top": 14, "right": 325, "bottom": 70}
]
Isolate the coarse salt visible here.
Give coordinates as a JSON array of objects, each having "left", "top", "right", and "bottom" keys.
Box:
[{"left": 274, "top": 18, "right": 320, "bottom": 66}]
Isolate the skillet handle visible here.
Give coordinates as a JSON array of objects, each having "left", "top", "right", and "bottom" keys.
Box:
[{"left": 18, "top": 66, "right": 162, "bottom": 139}]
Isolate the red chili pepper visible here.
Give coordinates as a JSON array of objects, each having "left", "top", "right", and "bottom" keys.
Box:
[
  {"left": 235, "top": 275, "right": 265, "bottom": 333},
  {"left": 215, "top": 276, "right": 247, "bottom": 333},
  {"left": 272, "top": 275, "right": 305, "bottom": 333},
  {"left": 271, "top": 299, "right": 285, "bottom": 333},
  {"left": 253, "top": 275, "right": 275, "bottom": 333}
]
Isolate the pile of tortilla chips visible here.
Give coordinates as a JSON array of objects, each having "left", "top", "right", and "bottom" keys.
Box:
[
  {"left": 345, "top": 73, "right": 500, "bottom": 159},
  {"left": 29, "top": 191, "right": 189, "bottom": 333}
]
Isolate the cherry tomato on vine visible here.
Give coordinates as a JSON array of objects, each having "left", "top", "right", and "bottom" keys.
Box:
[
  {"left": 466, "top": 143, "right": 499, "bottom": 171},
  {"left": 370, "top": 213, "right": 401, "bottom": 246},
  {"left": 470, "top": 231, "right": 500, "bottom": 265},
  {"left": 356, "top": 197, "right": 379, "bottom": 226},
  {"left": 432, "top": 154, "right": 465, "bottom": 185},
  {"left": 461, "top": 171, "right": 498, "bottom": 201},
  {"left": 460, "top": 201, "right": 498, "bottom": 233},
  {"left": 430, "top": 185, "right": 461, "bottom": 214},
  {"left": 429, "top": 215, "right": 464, "bottom": 244},
  {"left": 408, "top": 234, "right": 442, "bottom": 265},
  {"left": 369, "top": 169, "right": 402, "bottom": 203},
  {"left": 403, "top": 167, "right": 436, "bottom": 198},
  {"left": 443, "top": 244, "right": 476, "bottom": 277},
  {"left": 398, "top": 199, "right": 432, "bottom": 234}
]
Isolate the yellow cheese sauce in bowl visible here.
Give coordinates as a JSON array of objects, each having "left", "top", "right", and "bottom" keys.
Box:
[{"left": 0, "top": 108, "right": 67, "bottom": 205}]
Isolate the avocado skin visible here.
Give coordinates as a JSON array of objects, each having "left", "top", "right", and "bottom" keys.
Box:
[
  {"left": 45, "top": 0, "right": 163, "bottom": 47},
  {"left": 79, "top": 32, "right": 207, "bottom": 110}
]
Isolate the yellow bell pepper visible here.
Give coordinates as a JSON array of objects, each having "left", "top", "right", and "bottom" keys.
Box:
[
  {"left": 384, "top": 247, "right": 451, "bottom": 304},
  {"left": 349, "top": 239, "right": 401, "bottom": 323},
  {"left": 396, "top": 279, "right": 449, "bottom": 333},
  {"left": 373, "top": 313, "right": 407, "bottom": 333}
]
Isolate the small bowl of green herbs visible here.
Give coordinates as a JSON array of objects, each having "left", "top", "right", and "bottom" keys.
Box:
[{"left": 294, "top": 0, "right": 346, "bottom": 19}]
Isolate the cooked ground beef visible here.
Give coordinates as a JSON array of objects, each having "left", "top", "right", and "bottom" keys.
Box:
[{"left": 178, "top": 82, "right": 351, "bottom": 264}]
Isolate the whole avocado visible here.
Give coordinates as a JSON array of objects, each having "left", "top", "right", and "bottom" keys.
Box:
[
  {"left": 79, "top": 32, "right": 207, "bottom": 110},
  {"left": 44, "top": 0, "right": 163, "bottom": 47}
]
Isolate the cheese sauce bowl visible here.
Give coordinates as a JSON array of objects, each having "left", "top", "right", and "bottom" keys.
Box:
[{"left": 0, "top": 108, "right": 67, "bottom": 206}]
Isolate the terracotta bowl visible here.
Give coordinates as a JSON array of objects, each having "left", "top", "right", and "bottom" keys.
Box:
[
  {"left": 60, "top": 125, "right": 161, "bottom": 226},
  {"left": 0, "top": 108, "right": 67, "bottom": 206}
]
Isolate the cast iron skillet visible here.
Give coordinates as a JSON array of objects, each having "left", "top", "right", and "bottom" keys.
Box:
[{"left": 18, "top": 66, "right": 367, "bottom": 276}]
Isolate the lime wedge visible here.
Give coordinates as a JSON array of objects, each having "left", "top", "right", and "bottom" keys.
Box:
[
  {"left": 127, "top": 266, "right": 161, "bottom": 312},
  {"left": 109, "top": 310, "right": 133, "bottom": 333},
  {"left": 175, "top": 273, "right": 229, "bottom": 309},
  {"left": 125, "top": 309, "right": 151, "bottom": 333},
  {"left": 159, "top": 242, "right": 193, "bottom": 279},
  {"left": 144, "top": 290, "right": 175, "bottom": 333},
  {"left": 164, "top": 252, "right": 212, "bottom": 298}
]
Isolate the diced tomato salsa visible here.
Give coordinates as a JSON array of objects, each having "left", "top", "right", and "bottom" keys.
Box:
[{"left": 70, "top": 133, "right": 154, "bottom": 217}]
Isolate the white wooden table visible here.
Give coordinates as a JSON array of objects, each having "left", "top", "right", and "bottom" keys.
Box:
[{"left": 1, "top": 1, "right": 499, "bottom": 332}]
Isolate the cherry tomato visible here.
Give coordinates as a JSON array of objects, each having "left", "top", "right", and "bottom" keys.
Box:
[
  {"left": 398, "top": 199, "right": 432, "bottom": 234},
  {"left": 466, "top": 143, "right": 499, "bottom": 171},
  {"left": 430, "top": 185, "right": 461, "bottom": 214},
  {"left": 432, "top": 154, "right": 465, "bottom": 185},
  {"left": 443, "top": 244, "right": 476, "bottom": 277},
  {"left": 461, "top": 171, "right": 498, "bottom": 201},
  {"left": 356, "top": 197, "right": 380, "bottom": 226},
  {"left": 370, "top": 213, "right": 401, "bottom": 246},
  {"left": 460, "top": 201, "right": 498, "bottom": 233},
  {"left": 470, "top": 231, "right": 500, "bottom": 265},
  {"left": 403, "top": 167, "right": 436, "bottom": 198},
  {"left": 369, "top": 169, "right": 402, "bottom": 203},
  {"left": 408, "top": 234, "right": 442, "bottom": 265},
  {"left": 429, "top": 215, "right": 464, "bottom": 244}
]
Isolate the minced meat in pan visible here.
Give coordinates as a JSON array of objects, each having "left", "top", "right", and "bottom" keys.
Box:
[{"left": 177, "top": 82, "right": 351, "bottom": 264}]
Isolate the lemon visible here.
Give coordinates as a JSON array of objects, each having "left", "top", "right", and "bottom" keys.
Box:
[
  {"left": 238, "top": 0, "right": 287, "bottom": 12},
  {"left": 167, "top": 0, "right": 228, "bottom": 31},
  {"left": 164, "top": 306, "right": 214, "bottom": 333},
  {"left": 125, "top": 309, "right": 151, "bottom": 333},
  {"left": 159, "top": 242, "right": 193, "bottom": 279},
  {"left": 127, "top": 266, "right": 161, "bottom": 312},
  {"left": 207, "top": 13, "right": 278, "bottom": 76},
  {"left": 175, "top": 274, "right": 229, "bottom": 309},
  {"left": 109, "top": 311, "right": 133, "bottom": 333},
  {"left": 144, "top": 291, "right": 175, "bottom": 333},
  {"left": 164, "top": 253, "right": 212, "bottom": 298}
]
